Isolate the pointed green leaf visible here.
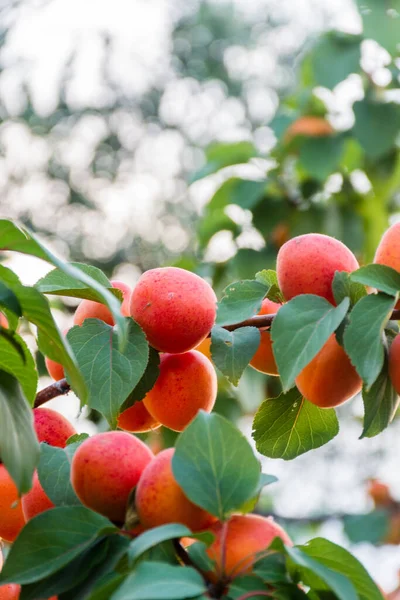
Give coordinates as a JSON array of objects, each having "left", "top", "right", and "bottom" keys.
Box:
[
  {"left": 0, "top": 281, "right": 22, "bottom": 316},
  {"left": 350, "top": 264, "right": 400, "bottom": 297},
  {"left": 0, "top": 330, "right": 38, "bottom": 404},
  {"left": 216, "top": 280, "right": 268, "bottom": 326},
  {"left": 361, "top": 358, "right": 399, "bottom": 438},
  {"left": 38, "top": 443, "right": 81, "bottom": 506},
  {"left": 121, "top": 347, "right": 160, "bottom": 410},
  {"left": 332, "top": 271, "right": 367, "bottom": 307},
  {"left": 211, "top": 325, "right": 260, "bottom": 386},
  {"left": 128, "top": 524, "right": 191, "bottom": 564},
  {"left": 35, "top": 263, "right": 115, "bottom": 302}
]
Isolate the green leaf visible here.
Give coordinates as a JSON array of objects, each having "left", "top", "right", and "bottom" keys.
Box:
[
  {"left": 190, "top": 141, "right": 257, "bottom": 182},
  {"left": 286, "top": 546, "right": 357, "bottom": 600},
  {"left": 357, "top": 0, "right": 400, "bottom": 55},
  {"left": 332, "top": 271, "right": 367, "bottom": 307},
  {"left": 0, "top": 330, "right": 38, "bottom": 404},
  {"left": 37, "top": 443, "right": 80, "bottom": 506},
  {"left": 111, "top": 562, "right": 206, "bottom": 600},
  {"left": 198, "top": 209, "right": 240, "bottom": 249},
  {"left": 255, "top": 270, "right": 284, "bottom": 303},
  {"left": 253, "top": 388, "right": 339, "bottom": 460},
  {"left": 227, "top": 575, "right": 271, "bottom": 599},
  {"left": 253, "top": 553, "right": 289, "bottom": 584},
  {"left": 271, "top": 296, "right": 350, "bottom": 392},
  {"left": 173, "top": 411, "right": 261, "bottom": 520},
  {"left": 128, "top": 524, "right": 191, "bottom": 564},
  {"left": 0, "top": 281, "right": 22, "bottom": 316},
  {"left": 360, "top": 358, "right": 399, "bottom": 438},
  {"left": 211, "top": 325, "right": 260, "bottom": 386},
  {"left": 216, "top": 279, "right": 268, "bottom": 326},
  {"left": 0, "top": 372, "right": 40, "bottom": 494},
  {"left": 310, "top": 32, "right": 361, "bottom": 89},
  {"left": 0, "top": 506, "right": 115, "bottom": 584},
  {"left": 351, "top": 264, "right": 400, "bottom": 297},
  {"left": 353, "top": 100, "right": 400, "bottom": 159},
  {"left": 294, "top": 538, "right": 384, "bottom": 600},
  {"left": 208, "top": 178, "right": 266, "bottom": 212},
  {"left": 344, "top": 511, "right": 389, "bottom": 544},
  {"left": 35, "top": 263, "right": 115, "bottom": 302},
  {"left": 67, "top": 319, "right": 149, "bottom": 428},
  {"left": 121, "top": 347, "right": 160, "bottom": 411},
  {"left": 269, "top": 111, "right": 298, "bottom": 140},
  {"left": 298, "top": 136, "right": 345, "bottom": 181},
  {"left": 343, "top": 293, "right": 396, "bottom": 388},
  {"left": 187, "top": 542, "right": 215, "bottom": 573}
]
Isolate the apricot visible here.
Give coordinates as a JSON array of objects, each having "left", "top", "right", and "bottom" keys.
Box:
[
  {"left": 33, "top": 407, "right": 76, "bottom": 448},
  {"left": 73, "top": 280, "right": 131, "bottom": 327},
  {"left": 367, "top": 479, "right": 393, "bottom": 508},
  {"left": 249, "top": 299, "right": 282, "bottom": 375},
  {"left": 285, "top": 116, "right": 333, "bottom": 142},
  {"left": 45, "top": 356, "right": 65, "bottom": 381},
  {"left": 71, "top": 431, "right": 153, "bottom": 523},
  {"left": 0, "top": 314, "right": 8, "bottom": 328},
  {"left": 374, "top": 223, "right": 400, "bottom": 273},
  {"left": 0, "top": 584, "right": 21, "bottom": 600},
  {"left": 117, "top": 401, "right": 161, "bottom": 434},
  {"left": 295, "top": 335, "right": 362, "bottom": 408},
  {"left": 130, "top": 267, "right": 217, "bottom": 354},
  {"left": 22, "top": 472, "right": 54, "bottom": 521},
  {"left": 389, "top": 334, "right": 400, "bottom": 395},
  {"left": 143, "top": 351, "right": 217, "bottom": 432},
  {"left": 135, "top": 448, "right": 215, "bottom": 531},
  {"left": 206, "top": 514, "right": 292, "bottom": 580},
  {"left": 277, "top": 233, "right": 359, "bottom": 305},
  {"left": 195, "top": 337, "right": 212, "bottom": 361},
  {"left": 0, "top": 465, "right": 25, "bottom": 543}
]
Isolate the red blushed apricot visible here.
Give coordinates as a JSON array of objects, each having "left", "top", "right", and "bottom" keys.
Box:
[
  {"left": 375, "top": 223, "right": 400, "bottom": 308},
  {"left": 33, "top": 407, "right": 77, "bottom": 448},
  {"left": 143, "top": 351, "right": 217, "bottom": 432},
  {"left": 71, "top": 431, "right": 153, "bottom": 523},
  {"left": 277, "top": 233, "right": 359, "bottom": 305},
  {"left": 0, "top": 585, "right": 21, "bottom": 600},
  {"left": 206, "top": 514, "right": 292, "bottom": 580},
  {"left": 117, "top": 401, "right": 161, "bottom": 434},
  {"left": 195, "top": 337, "right": 212, "bottom": 361},
  {"left": 0, "top": 465, "right": 25, "bottom": 543},
  {"left": 389, "top": 334, "right": 400, "bottom": 395},
  {"left": 136, "top": 448, "right": 215, "bottom": 531},
  {"left": 249, "top": 299, "right": 282, "bottom": 376},
  {"left": 130, "top": 267, "right": 217, "bottom": 354},
  {"left": 22, "top": 472, "right": 54, "bottom": 521},
  {"left": 73, "top": 280, "right": 131, "bottom": 327},
  {"left": 295, "top": 335, "right": 362, "bottom": 408}
]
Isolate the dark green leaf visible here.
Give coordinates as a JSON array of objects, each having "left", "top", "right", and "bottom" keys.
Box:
[
  {"left": 173, "top": 411, "right": 261, "bottom": 520},
  {"left": 128, "top": 524, "right": 191, "bottom": 564},
  {"left": 38, "top": 443, "right": 80, "bottom": 506},
  {"left": 344, "top": 511, "right": 389, "bottom": 544},
  {"left": 227, "top": 575, "right": 271, "bottom": 599},
  {"left": 121, "top": 347, "right": 160, "bottom": 410},
  {"left": 187, "top": 542, "right": 215, "bottom": 573},
  {"left": 111, "top": 562, "right": 206, "bottom": 599},
  {"left": 332, "top": 271, "right": 367, "bottom": 307},
  {"left": 0, "top": 372, "right": 40, "bottom": 494},
  {"left": 269, "top": 111, "right": 298, "bottom": 139},
  {"left": 343, "top": 293, "right": 396, "bottom": 388},
  {"left": 66, "top": 433, "right": 90, "bottom": 446},
  {"left": 86, "top": 574, "right": 125, "bottom": 600},
  {"left": 211, "top": 325, "right": 260, "bottom": 386},
  {"left": 253, "top": 552, "right": 289, "bottom": 584},
  {"left": 271, "top": 296, "right": 350, "bottom": 391},
  {"left": 35, "top": 263, "right": 116, "bottom": 302},
  {"left": 357, "top": 0, "right": 400, "bottom": 55},
  {"left": 255, "top": 270, "right": 284, "bottom": 303},
  {"left": 0, "top": 506, "right": 115, "bottom": 584},
  {"left": 253, "top": 388, "right": 339, "bottom": 460},
  {"left": 67, "top": 319, "right": 149, "bottom": 427},
  {"left": 0, "top": 330, "right": 38, "bottom": 404},
  {"left": 0, "top": 281, "right": 22, "bottom": 316},
  {"left": 351, "top": 264, "right": 400, "bottom": 297},
  {"left": 361, "top": 358, "right": 399, "bottom": 438},
  {"left": 298, "top": 136, "right": 345, "bottom": 181},
  {"left": 216, "top": 280, "right": 268, "bottom": 326},
  {"left": 310, "top": 32, "right": 361, "bottom": 89},
  {"left": 353, "top": 100, "right": 400, "bottom": 159}
]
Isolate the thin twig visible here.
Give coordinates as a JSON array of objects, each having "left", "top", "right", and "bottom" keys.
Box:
[{"left": 34, "top": 378, "right": 70, "bottom": 407}]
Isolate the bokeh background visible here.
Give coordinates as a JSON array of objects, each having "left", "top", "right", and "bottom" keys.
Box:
[{"left": 1, "top": 0, "right": 400, "bottom": 593}]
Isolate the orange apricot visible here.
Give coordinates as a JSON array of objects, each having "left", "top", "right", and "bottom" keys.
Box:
[
  {"left": 143, "top": 351, "right": 217, "bottom": 432},
  {"left": 389, "top": 334, "right": 400, "bottom": 395},
  {"left": 45, "top": 356, "right": 65, "bottom": 381},
  {"left": 277, "top": 233, "right": 359, "bottom": 305},
  {"left": 0, "top": 584, "right": 21, "bottom": 600},
  {"left": 22, "top": 472, "right": 54, "bottom": 521},
  {"left": 117, "top": 401, "right": 161, "bottom": 434},
  {"left": 374, "top": 222, "right": 400, "bottom": 273},
  {"left": 195, "top": 337, "right": 212, "bottom": 361},
  {"left": 0, "top": 314, "right": 8, "bottom": 328},
  {"left": 295, "top": 335, "right": 362, "bottom": 408},
  {"left": 33, "top": 407, "right": 76, "bottom": 448},
  {"left": 71, "top": 431, "right": 153, "bottom": 523},
  {"left": 73, "top": 280, "right": 131, "bottom": 327},
  {"left": 249, "top": 299, "right": 282, "bottom": 375},
  {"left": 285, "top": 116, "right": 333, "bottom": 142},
  {"left": 206, "top": 514, "right": 292, "bottom": 580},
  {"left": 130, "top": 267, "right": 217, "bottom": 354},
  {"left": 367, "top": 479, "right": 393, "bottom": 509},
  {"left": 136, "top": 448, "right": 215, "bottom": 531},
  {"left": 0, "top": 465, "right": 25, "bottom": 543}
]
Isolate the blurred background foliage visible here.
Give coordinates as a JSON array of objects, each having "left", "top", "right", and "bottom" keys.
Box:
[{"left": 1, "top": 0, "right": 400, "bottom": 592}]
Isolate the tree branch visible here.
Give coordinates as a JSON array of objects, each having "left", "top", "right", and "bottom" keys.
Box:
[{"left": 34, "top": 378, "right": 71, "bottom": 407}]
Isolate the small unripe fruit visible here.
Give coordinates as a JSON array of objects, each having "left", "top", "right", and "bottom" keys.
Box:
[
  {"left": 277, "top": 233, "right": 359, "bottom": 305},
  {"left": 130, "top": 267, "right": 217, "bottom": 354},
  {"left": 74, "top": 280, "right": 131, "bottom": 327},
  {"left": 117, "top": 401, "right": 160, "bottom": 433},
  {"left": 249, "top": 298, "right": 281, "bottom": 376},
  {"left": 22, "top": 472, "right": 54, "bottom": 521},
  {"left": 143, "top": 351, "right": 217, "bottom": 432},
  {"left": 33, "top": 407, "right": 76, "bottom": 448},
  {"left": 206, "top": 514, "right": 292, "bottom": 579},
  {"left": 71, "top": 431, "right": 153, "bottom": 523},
  {"left": 295, "top": 335, "right": 362, "bottom": 408},
  {"left": 389, "top": 334, "right": 400, "bottom": 395},
  {"left": 0, "top": 465, "right": 25, "bottom": 543},
  {"left": 136, "top": 448, "right": 215, "bottom": 531}
]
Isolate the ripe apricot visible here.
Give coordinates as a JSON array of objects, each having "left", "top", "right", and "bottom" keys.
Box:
[
  {"left": 285, "top": 116, "right": 333, "bottom": 142},
  {"left": 33, "top": 407, "right": 76, "bottom": 448},
  {"left": 130, "top": 267, "right": 217, "bottom": 354},
  {"left": 0, "top": 465, "right": 25, "bottom": 543},
  {"left": 295, "top": 335, "right": 362, "bottom": 408},
  {"left": 249, "top": 299, "right": 282, "bottom": 375},
  {"left": 143, "top": 351, "right": 217, "bottom": 432},
  {"left": 206, "top": 514, "right": 292, "bottom": 580},
  {"left": 277, "top": 233, "right": 359, "bottom": 305},
  {"left": 45, "top": 356, "right": 65, "bottom": 381},
  {"left": 195, "top": 337, "right": 212, "bottom": 361},
  {"left": 117, "top": 401, "right": 161, "bottom": 434},
  {"left": 73, "top": 280, "right": 131, "bottom": 327},
  {"left": 136, "top": 448, "right": 215, "bottom": 531},
  {"left": 0, "top": 314, "right": 8, "bottom": 328},
  {"left": 0, "top": 584, "right": 21, "bottom": 600},
  {"left": 389, "top": 334, "right": 400, "bottom": 395},
  {"left": 367, "top": 479, "right": 393, "bottom": 508},
  {"left": 71, "top": 431, "right": 153, "bottom": 523},
  {"left": 22, "top": 472, "right": 54, "bottom": 521},
  {"left": 374, "top": 223, "right": 400, "bottom": 273}
]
